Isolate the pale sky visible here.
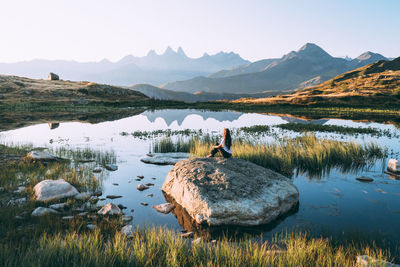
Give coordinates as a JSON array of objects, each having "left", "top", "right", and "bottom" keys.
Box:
[{"left": 0, "top": 0, "right": 399, "bottom": 63}]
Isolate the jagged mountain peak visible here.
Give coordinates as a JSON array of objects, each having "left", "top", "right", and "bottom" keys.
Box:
[
  {"left": 163, "top": 46, "right": 176, "bottom": 55},
  {"left": 177, "top": 46, "right": 186, "bottom": 57},
  {"left": 356, "top": 51, "right": 383, "bottom": 61},
  {"left": 296, "top": 43, "right": 332, "bottom": 58},
  {"left": 147, "top": 49, "right": 157, "bottom": 57}
]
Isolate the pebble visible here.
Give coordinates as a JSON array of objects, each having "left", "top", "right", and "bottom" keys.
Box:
[
  {"left": 106, "top": 195, "right": 122, "bottom": 199},
  {"left": 112, "top": 183, "right": 119, "bottom": 186},
  {"left": 140, "top": 202, "right": 148, "bottom": 206},
  {"left": 137, "top": 184, "right": 149, "bottom": 191},
  {"left": 130, "top": 209, "right": 134, "bottom": 213},
  {"left": 118, "top": 204, "right": 127, "bottom": 210},
  {"left": 151, "top": 178, "right": 156, "bottom": 180},
  {"left": 147, "top": 193, "right": 154, "bottom": 197},
  {"left": 137, "top": 175, "right": 144, "bottom": 179},
  {"left": 13, "top": 186, "right": 26, "bottom": 194},
  {"left": 145, "top": 183, "right": 154, "bottom": 186},
  {"left": 356, "top": 176, "right": 374, "bottom": 182},
  {"left": 135, "top": 179, "right": 141, "bottom": 181}
]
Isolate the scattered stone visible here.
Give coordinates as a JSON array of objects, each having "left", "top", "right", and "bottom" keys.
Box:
[
  {"left": 356, "top": 255, "right": 399, "bottom": 267},
  {"left": 122, "top": 215, "right": 133, "bottom": 222},
  {"left": 94, "top": 191, "right": 102, "bottom": 197},
  {"left": 78, "top": 212, "right": 88, "bottom": 217},
  {"left": 87, "top": 224, "right": 97, "bottom": 230},
  {"left": 147, "top": 193, "right": 153, "bottom": 197},
  {"left": 192, "top": 238, "right": 202, "bottom": 245},
  {"left": 49, "top": 202, "right": 67, "bottom": 210},
  {"left": 356, "top": 176, "right": 374, "bottom": 182},
  {"left": 146, "top": 153, "right": 154, "bottom": 157},
  {"left": 27, "top": 151, "right": 56, "bottom": 161},
  {"left": 162, "top": 158, "right": 299, "bottom": 226},
  {"left": 13, "top": 186, "right": 26, "bottom": 194},
  {"left": 112, "top": 183, "right": 119, "bottom": 186},
  {"left": 73, "top": 206, "right": 85, "bottom": 212},
  {"left": 121, "top": 225, "right": 134, "bottom": 237},
  {"left": 99, "top": 198, "right": 106, "bottom": 201},
  {"left": 137, "top": 175, "right": 144, "bottom": 179},
  {"left": 7, "top": 197, "right": 26, "bottom": 206},
  {"left": 106, "top": 195, "right": 122, "bottom": 199},
  {"left": 75, "top": 191, "right": 91, "bottom": 200},
  {"left": 141, "top": 152, "right": 190, "bottom": 165},
  {"left": 31, "top": 207, "right": 58, "bottom": 217},
  {"left": 388, "top": 158, "right": 400, "bottom": 173},
  {"left": 34, "top": 179, "right": 79, "bottom": 201},
  {"left": 140, "top": 202, "right": 148, "bottom": 206},
  {"left": 151, "top": 178, "right": 156, "bottom": 180},
  {"left": 137, "top": 184, "right": 149, "bottom": 191},
  {"left": 61, "top": 216, "right": 74, "bottom": 220},
  {"left": 93, "top": 168, "right": 102, "bottom": 173},
  {"left": 145, "top": 183, "right": 154, "bottom": 186},
  {"left": 89, "top": 196, "right": 99, "bottom": 203},
  {"left": 48, "top": 72, "right": 60, "bottom": 80},
  {"left": 130, "top": 209, "right": 134, "bottom": 213},
  {"left": 98, "top": 203, "right": 122, "bottom": 215},
  {"left": 180, "top": 232, "right": 193, "bottom": 238},
  {"left": 135, "top": 179, "right": 141, "bottom": 181},
  {"left": 153, "top": 203, "right": 175, "bottom": 214},
  {"left": 104, "top": 164, "right": 118, "bottom": 171},
  {"left": 118, "top": 204, "right": 127, "bottom": 210},
  {"left": 15, "top": 215, "right": 23, "bottom": 220}
]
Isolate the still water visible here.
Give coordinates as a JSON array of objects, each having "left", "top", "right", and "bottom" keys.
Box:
[{"left": 1, "top": 109, "right": 400, "bottom": 243}]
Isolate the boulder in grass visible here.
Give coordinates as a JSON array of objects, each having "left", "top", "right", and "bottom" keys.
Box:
[
  {"left": 162, "top": 157, "right": 299, "bottom": 226},
  {"left": 97, "top": 203, "right": 122, "bottom": 215},
  {"left": 121, "top": 225, "right": 134, "bottom": 238},
  {"left": 34, "top": 179, "right": 79, "bottom": 201},
  {"left": 388, "top": 158, "right": 400, "bottom": 173},
  {"left": 31, "top": 207, "right": 58, "bottom": 217},
  {"left": 153, "top": 203, "right": 175, "bottom": 214}
]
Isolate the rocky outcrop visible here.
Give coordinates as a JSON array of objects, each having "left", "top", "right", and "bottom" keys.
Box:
[
  {"left": 48, "top": 72, "right": 59, "bottom": 80},
  {"left": 162, "top": 158, "right": 299, "bottom": 226},
  {"left": 33, "top": 179, "right": 79, "bottom": 201},
  {"left": 140, "top": 152, "right": 190, "bottom": 165}
]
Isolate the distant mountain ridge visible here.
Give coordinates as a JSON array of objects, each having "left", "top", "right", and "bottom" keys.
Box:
[
  {"left": 0, "top": 47, "right": 250, "bottom": 86},
  {"left": 162, "top": 43, "right": 388, "bottom": 94}
]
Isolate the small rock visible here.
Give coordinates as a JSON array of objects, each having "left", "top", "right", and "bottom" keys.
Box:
[
  {"left": 0, "top": 187, "right": 4, "bottom": 191},
  {"left": 27, "top": 151, "right": 56, "bottom": 161},
  {"left": 137, "top": 175, "right": 144, "bottom": 179},
  {"left": 140, "top": 202, "right": 148, "bottom": 206},
  {"left": 180, "top": 232, "right": 193, "bottom": 238},
  {"left": 32, "top": 207, "right": 58, "bottom": 217},
  {"left": 387, "top": 158, "right": 400, "bottom": 173},
  {"left": 49, "top": 202, "right": 67, "bottom": 210},
  {"left": 130, "top": 209, "right": 134, "bottom": 213},
  {"left": 118, "top": 204, "right": 127, "bottom": 210},
  {"left": 112, "top": 183, "right": 119, "bottom": 186},
  {"left": 356, "top": 176, "right": 374, "bottom": 182},
  {"left": 104, "top": 164, "right": 118, "bottom": 171},
  {"left": 75, "top": 191, "right": 91, "bottom": 200},
  {"left": 135, "top": 179, "right": 141, "bottom": 181},
  {"left": 122, "top": 215, "right": 133, "bottom": 222},
  {"left": 106, "top": 195, "right": 122, "bottom": 199},
  {"left": 153, "top": 203, "right": 175, "bottom": 214},
  {"left": 93, "top": 168, "right": 102, "bottom": 173},
  {"left": 98, "top": 203, "right": 122, "bottom": 215},
  {"left": 192, "top": 238, "right": 202, "bottom": 245},
  {"left": 145, "top": 183, "right": 154, "bottom": 186},
  {"left": 94, "top": 191, "right": 102, "bottom": 197},
  {"left": 13, "top": 186, "right": 26, "bottom": 194},
  {"left": 99, "top": 198, "right": 106, "bottom": 201},
  {"left": 87, "top": 224, "right": 97, "bottom": 230},
  {"left": 121, "top": 225, "right": 134, "bottom": 238},
  {"left": 146, "top": 153, "right": 154, "bottom": 157},
  {"left": 78, "top": 212, "right": 88, "bottom": 217},
  {"left": 137, "top": 184, "right": 149, "bottom": 191},
  {"left": 7, "top": 197, "right": 26, "bottom": 206},
  {"left": 147, "top": 194, "right": 154, "bottom": 197},
  {"left": 89, "top": 196, "right": 99, "bottom": 203},
  {"left": 151, "top": 178, "right": 156, "bottom": 180},
  {"left": 15, "top": 215, "right": 23, "bottom": 220},
  {"left": 62, "top": 216, "right": 74, "bottom": 220}
]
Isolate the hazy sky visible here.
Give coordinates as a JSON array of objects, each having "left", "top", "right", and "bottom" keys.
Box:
[{"left": 1, "top": 0, "right": 399, "bottom": 63}]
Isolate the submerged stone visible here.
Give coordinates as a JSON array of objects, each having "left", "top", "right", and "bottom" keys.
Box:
[
  {"left": 356, "top": 176, "right": 374, "bottom": 182},
  {"left": 104, "top": 164, "right": 118, "bottom": 171},
  {"left": 140, "top": 152, "right": 190, "bottom": 165},
  {"left": 162, "top": 157, "right": 299, "bottom": 226}
]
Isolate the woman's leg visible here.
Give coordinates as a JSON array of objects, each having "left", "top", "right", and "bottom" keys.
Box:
[
  {"left": 218, "top": 147, "right": 231, "bottom": 158},
  {"left": 207, "top": 143, "right": 220, "bottom": 157}
]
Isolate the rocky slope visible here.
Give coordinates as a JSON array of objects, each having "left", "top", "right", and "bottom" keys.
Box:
[{"left": 162, "top": 43, "right": 387, "bottom": 94}]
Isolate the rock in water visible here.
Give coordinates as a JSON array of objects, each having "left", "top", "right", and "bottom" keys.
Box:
[
  {"left": 140, "top": 152, "right": 190, "bottom": 165},
  {"left": 162, "top": 158, "right": 299, "bottom": 226},
  {"left": 97, "top": 203, "right": 122, "bottom": 215},
  {"left": 48, "top": 72, "right": 59, "bottom": 80},
  {"left": 153, "top": 203, "right": 175, "bottom": 214},
  {"left": 388, "top": 158, "right": 400, "bottom": 173},
  {"left": 31, "top": 207, "right": 58, "bottom": 216},
  {"left": 137, "top": 184, "right": 149, "bottom": 191},
  {"left": 34, "top": 179, "right": 79, "bottom": 201},
  {"left": 356, "top": 176, "right": 374, "bottom": 182},
  {"left": 27, "top": 151, "right": 56, "bottom": 161},
  {"left": 104, "top": 164, "right": 118, "bottom": 171}
]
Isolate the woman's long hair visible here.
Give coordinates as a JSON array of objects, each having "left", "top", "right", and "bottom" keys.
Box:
[{"left": 223, "top": 128, "right": 232, "bottom": 149}]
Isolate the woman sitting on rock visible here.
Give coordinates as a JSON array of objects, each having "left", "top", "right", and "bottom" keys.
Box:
[{"left": 207, "top": 128, "right": 232, "bottom": 158}]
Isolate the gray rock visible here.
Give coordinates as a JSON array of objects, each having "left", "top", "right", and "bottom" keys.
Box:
[
  {"left": 356, "top": 176, "right": 374, "bottom": 182},
  {"left": 388, "top": 158, "right": 400, "bottom": 173},
  {"left": 121, "top": 225, "right": 134, "bottom": 237},
  {"left": 7, "top": 197, "right": 27, "bottom": 206},
  {"left": 104, "top": 164, "right": 118, "bottom": 171},
  {"left": 27, "top": 151, "right": 56, "bottom": 161},
  {"left": 87, "top": 224, "right": 97, "bottom": 230},
  {"left": 34, "top": 179, "right": 79, "bottom": 201},
  {"left": 180, "top": 232, "right": 193, "bottom": 238},
  {"left": 61, "top": 216, "right": 74, "bottom": 220},
  {"left": 122, "top": 215, "right": 133, "bottom": 222},
  {"left": 162, "top": 157, "right": 299, "bottom": 226},
  {"left": 32, "top": 207, "right": 58, "bottom": 217},
  {"left": 49, "top": 202, "right": 67, "bottom": 210},
  {"left": 356, "top": 255, "right": 399, "bottom": 267},
  {"left": 140, "top": 152, "right": 190, "bottom": 165},
  {"left": 48, "top": 72, "right": 60, "bottom": 80},
  {"left": 78, "top": 212, "right": 88, "bottom": 217},
  {"left": 75, "top": 191, "right": 91, "bottom": 200},
  {"left": 153, "top": 203, "right": 175, "bottom": 214},
  {"left": 106, "top": 195, "right": 122, "bottom": 199},
  {"left": 13, "top": 186, "right": 26, "bottom": 194},
  {"left": 137, "top": 184, "right": 149, "bottom": 191},
  {"left": 97, "top": 203, "right": 122, "bottom": 215},
  {"left": 93, "top": 167, "right": 102, "bottom": 173},
  {"left": 140, "top": 202, "right": 148, "bottom": 206}
]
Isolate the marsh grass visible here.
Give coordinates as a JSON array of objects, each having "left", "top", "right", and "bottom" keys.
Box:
[{"left": 54, "top": 146, "right": 116, "bottom": 166}]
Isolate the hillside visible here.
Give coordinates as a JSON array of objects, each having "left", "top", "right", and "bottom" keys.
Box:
[
  {"left": 0, "top": 47, "right": 249, "bottom": 86},
  {"left": 233, "top": 57, "right": 400, "bottom": 106},
  {"left": 162, "top": 43, "right": 387, "bottom": 94}
]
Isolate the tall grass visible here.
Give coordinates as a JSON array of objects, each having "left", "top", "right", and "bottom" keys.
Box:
[
  {"left": 0, "top": 227, "right": 392, "bottom": 267},
  {"left": 169, "top": 134, "right": 386, "bottom": 177}
]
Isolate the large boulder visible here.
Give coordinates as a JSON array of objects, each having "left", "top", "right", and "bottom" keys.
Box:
[
  {"left": 162, "top": 158, "right": 299, "bottom": 226},
  {"left": 33, "top": 179, "right": 79, "bottom": 201}
]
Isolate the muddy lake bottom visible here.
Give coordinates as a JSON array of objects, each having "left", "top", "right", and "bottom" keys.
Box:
[{"left": 1, "top": 109, "right": 400, "bottom": 250}]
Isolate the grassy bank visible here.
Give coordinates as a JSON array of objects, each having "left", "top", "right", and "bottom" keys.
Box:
[{"left": 153, "top": 134, "right": 386, "bottom": 177}]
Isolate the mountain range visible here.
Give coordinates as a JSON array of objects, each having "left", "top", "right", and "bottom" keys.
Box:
[
  {"left": 0, "top": 47, "right": 249, "bottom": 86},
  {"left": 161, "top": 43, "right": 388, "bottom": 94}
]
